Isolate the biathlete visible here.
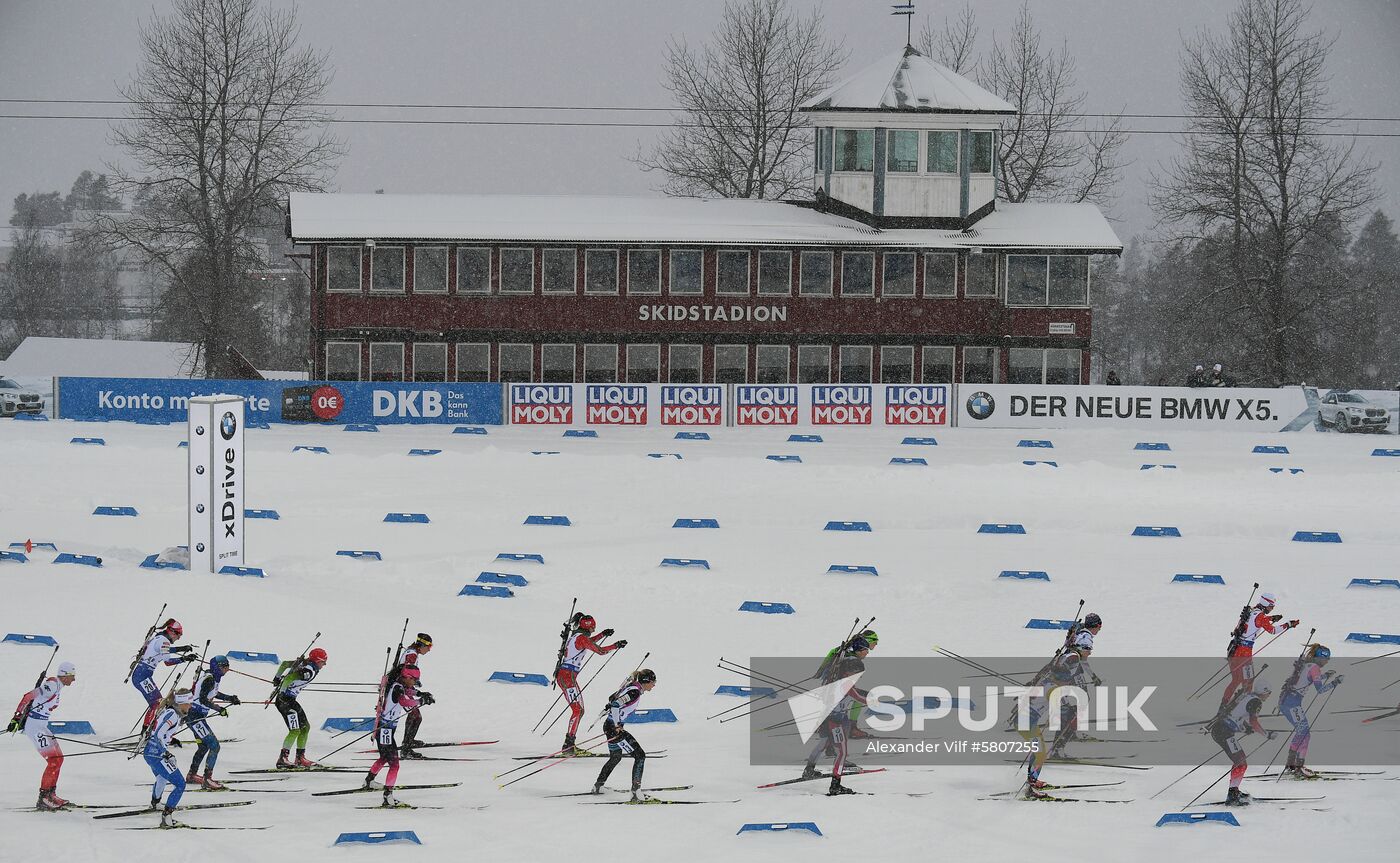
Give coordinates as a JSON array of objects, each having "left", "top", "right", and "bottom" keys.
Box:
[
  {"left": 131, "top": 619, "right": 198, "bottom": 732},
  {"left": 1023, "top": 634, "right": 1096, "bottom": 797},
  {"left": 185, "top": 655, "right": 240, "bottom": 789},
  {"left": 554, "top": 613, "right": 626, "bottom": 754},
  {"left": 7, "top": 660, "right": 78, "bottom": 809},
  {"left": 801, "top": 653, "right": 869, "bottom": 796},
  {"left": 1210, "top": 679, "right": 1277, "bottom": 806},
  {"left": 363, "top": 666, "right": 434, "bottom": 807},
  {"left": 592, "top": 668, "right": 657, "bottom": 802},
  {"left": 145, "top": 690, "right": 195, "bottom": 827},
  {"left": 394, "top": 632, "right": 432, "bottom": 756},
  {"left": 1280, "top": 644, "right": 1342, "bottom": 778},
  {"left": 1223, "top": 592, "right": 1299, "bottom": 705},
  {"left": 273, "top": 647, "right": 328, "bottom": 768}
]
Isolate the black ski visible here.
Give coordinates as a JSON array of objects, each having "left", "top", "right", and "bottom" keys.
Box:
[
  {"left": 121, "top": 824, "right": 270, "bottom": 830},
  {"left": 983, "top": 794, "right": 1134, "bottom": 804},
  {"left": 356, "top": 754, "right": 479, "bottom": 762},
  {"left": 93, "top": 801, "right": 254, "bottom": 819},
  {"left": 757, "top": 768, "right": 886, "bottom": 789},
  {"left": 985, "top": 781, "right": 1124, "bottom": 797},
  {"left": 354, "top": 802, "right": 443, "bottom": 810},
  {"left": 546, "top": 785, "right": 693, "bottom": 798},
  {"left": 1003, "top": 758, "right": 1151, "bottom": 771},
  {"left": 512, "top": 749, "right": 669, "bottom": 760},
  {"left": 228, "top": 766, "right": 359, "bottom": 774},
  {"left": 311, "top": 782, "right": 460, "bottom": 797},
  {"left": 11, "top": 803, "right": 128, "bottom": 812},
  {"left": 591, "top": 797, "right": 736, "bottom": 805},
  {"left": 1189, "top": 795, "right": 1325, "bottom": 807}
]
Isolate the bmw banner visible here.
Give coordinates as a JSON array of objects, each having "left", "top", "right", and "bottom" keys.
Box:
[{"left": 955, "top": 384, "right": 1315, "bottom": 431}]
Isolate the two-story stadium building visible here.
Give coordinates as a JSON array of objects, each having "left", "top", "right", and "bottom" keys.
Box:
[{"left": 288, "top": 45, "right": 1122, "bottom": 387}]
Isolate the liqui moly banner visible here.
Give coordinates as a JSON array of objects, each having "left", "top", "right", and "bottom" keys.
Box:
[
  {"left": 586, "top": 384, "right": 648, "bottom": 425},
  {"left": 885, "top": 385, "right": 950, "bottom": 425},
  {"left": 736, "top": 385, "right": 800, "bottom": 426},
  {"left": 509, "top": 384, "right": 574, "bottom": 424},
  {"left": 660, "top": 384, "right": 723, "bottom": 425},
  {"left": 188, "top": 395, "right": 244, "bottom": 574},
  {"left": 811, "top": 385, "right": 873, "bottom": 425}
]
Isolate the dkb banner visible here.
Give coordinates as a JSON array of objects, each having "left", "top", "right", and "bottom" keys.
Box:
[{"left": 55, "top": 377, "right": 504, "bottom": 425}]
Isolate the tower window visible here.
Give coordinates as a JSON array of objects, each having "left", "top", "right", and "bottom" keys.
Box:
[
  {"left": 887, "top": 130, "right": 918, "bottom": 173},
  {"left": 928, "top": 131, "right": 959, "bottom": 174},
  {"left": 970, "top": 130, "right": 995, "bottom": 174},
  {"left": 834, "top": 129, "right": 874, "bottom": 172}
]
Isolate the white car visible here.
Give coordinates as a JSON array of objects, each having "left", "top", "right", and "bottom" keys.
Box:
[
  {"left": 0, "top": 377, "right": 44, "bottom": 417},
  {"left": 1316, "top": 391, "right": 1389, "bottom": 433}
]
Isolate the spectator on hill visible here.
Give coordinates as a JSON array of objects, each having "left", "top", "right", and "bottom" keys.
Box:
[
  {"left": 1186, "top": 364, "right": 1207, "bottom": 387},
  {"left": 1105, "top": 370, "right": 1122, "bottom": 386}
]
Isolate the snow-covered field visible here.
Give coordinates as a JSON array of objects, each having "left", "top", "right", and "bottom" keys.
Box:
[{"left": 2, "top": 418, "right": 1397, "bottom": 861}]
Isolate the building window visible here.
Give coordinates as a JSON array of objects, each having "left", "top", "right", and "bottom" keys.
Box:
[
  {"left": 928, "top": 130, "right": 959, "bottom": 173},
  {"left": 1046, "top": 348, "right": 1082, "bottom": 385},
  {"left": 669, "top": 249, "right": 702, "bottom": 296},
  {"left": 371, "top": 246, "right": 405, "bottom": 293},
  {"left": 628, "top": 249, "right": 661, "bottom": 295},
  {"left": 756, "top": 345, "right": 790, "bottom": 383},
  {"left": 714, "top": 344, "right": 747, "bottom": 383},
  {"left": 585, "top": 249, "right": 619, "bottom": 295},
  {"left": 627, "top": 344, "right": 660, "bottom": 383},
  {"left": 798, "top": 345, "right": 831, "bottom": 383},
  {"left": 457, "top": 247, "right": 490, "bottom": 294},
  {"left": 327, "top": 247, "right": 361, "bottom": 292},
  {"left": 962, "top": 346, "right": 998, "bottom": 383},
  {"left": 455, "top": 343, "right": 489, "bottom": 382},
  {"left": 1049, "top": 256, "right": 1090, "bottom": 306},
  {"left": 542, "top": 344, "right": 575, "bottom": 383},
  {"left": 887, "top": 129, "right": 919, "bottom": 172},
  {"left": 542, "top": 248, "right": 576, "bottom": 295},
  {"left": 1008, "top": 348, "right": 1044, "bottom": 384},
  {"left": 413, "top": 343, "right": 447, "bottom": 382},
  {"left": 325, "top": 341, "right": 361, "bottom": 380},
  {"left": 816, "top": 127, "right": 831, "bottom": 172},
  {"left": 369, "top": 342, "right": 404, "bottom": 382},
  {"left": 717, "top": 250, "right": 750, "bottom": 296},
  {"left": 669, "top": 344, "right": 701, "bottom": 383},
  {"left": 921, "top": 346, "right": 954, "bottom": 383},
  {"left": 584, "top": 344, "right": 618, "bottom": 383},
  {"left": 839, "top": 345, "right": 872, "bottom": 383},
  {"left": 413, "top": 247, "right": 448, "bottom": 294},
  {"left": 923, "top": 253, "right": 956, "bottom": 298},
  {"left": 882, "top": 252, "right": 915, "bottom": 297},
  {"left": 970, "top": 130, "right": 995, "bottom": 174},
  {"left": 499, "top": 343, "right": 532, "bottom": 383},
  {"left": 881, "top": 346, "right": 913, "bottom": 383},
  {"left": 841, "top": 252, "right": 874, "bottom": 297},
  {"left": 1005, "top": 255, "right": 1089, "bottom": 307},
  {"left": 965, "top": 254, "right": 998, "bottom": 298},
  {"left": 758, "top": 250, "right": 791, "bottom": 296},
  {"left": 500, "top": 248, "right": 534, "bottom": 294},
  {"left": 834, "top": 129, "right": 874, "bottom": 172},
  {"left": 800, "top": 251, "right": 832, "bottom": 297}
]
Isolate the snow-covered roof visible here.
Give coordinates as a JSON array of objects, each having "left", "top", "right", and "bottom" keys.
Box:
[
  {"left": 288, "top": 193, "right": 1120, "bottom": 252},
  {"left": 801, "top": 45, "right": 1015, "bottom": 115},
  {"left": 1, "top": 337, "right": 202, "bottom": 378}
]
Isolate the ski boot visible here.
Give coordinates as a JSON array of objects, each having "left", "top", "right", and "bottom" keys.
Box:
[
  {"left": 400, "top": 746, "right": 425, "bottom": 760},
  {"left": 149, "top": 797, "right": 161, "bottom": 811},
  {"left": 201, "top": 772, "right": 226, "bottom": 791},
  {"left": 827, "top": 778, "right": 856, "bottom": 796},
  {"left": 295, "top": 749, "right": 318, "bottom": 768},
  {"left": 1283, "top": 765, "right": 1318, "bottom": 779},
  {"left": 1028, "top": 777, "right": 1049, "bottom": 791},
  {"left": 37, "top": 789, "right": 69, "bottom": 810},
  {"left": 159, "top": 805, "right": 182, "bottom": 828},
  {"left": 844, "top": 761, "right": 864, "bottom": 773},
  {"left": 849, "top": 727, "right": 874, "bottom": 740},
  {"left": 1225, "top": 787, "right": 1251, "bottom": 806},
  {"left": 590, "top": 784, "right": 604, "bottom": 796},
  {"left": 800, "top": 762, "right": 822, "bottom": 780},
  {"left": 629, "top": 787, "right": 649, "bottom": 804},
  {"left": 275, "top": 748, "right": 294, "bottom": 769},
  {"left": 185, "top": 769, "right": 205, "bottom": 786},
  {"left": 362, "top": 771, "right": 382, "bottom": 790},
  {"left": 381, "top": 788, "right": 399, "bottom": 808}
]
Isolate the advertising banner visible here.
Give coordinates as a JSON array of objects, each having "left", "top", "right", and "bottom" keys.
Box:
[
  {"left": 955, "top": 385, "right": 1313, "bottom": 431},
  {"left": 508, "top": 384, "right": 731, "bottom": 427},
  {"left": 55, "top": 377, "right": 504, "bottom": 425},
  {"left": 187, "top": 395, "right": 243, "bottom": 574}
]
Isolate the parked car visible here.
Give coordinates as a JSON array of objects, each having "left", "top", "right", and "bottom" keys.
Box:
[
  {"left": 0, "top": 377, "right": 44, "bottom": 417},
  {"left": 1315, "top": 391, "right": 1389, "bottom": 433}
]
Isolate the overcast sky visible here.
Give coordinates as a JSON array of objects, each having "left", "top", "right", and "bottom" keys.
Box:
[{"left": 2, "top": 0, "right": 1397, "bottom": 243}]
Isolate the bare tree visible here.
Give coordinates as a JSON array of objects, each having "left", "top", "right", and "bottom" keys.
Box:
[
  {"left": 101, "top": 0, "right": 341, "bottom": 377},
  {"left": 917, "top": 5, "right": 977, "bottom": 76},
  {"left": 1152, "top": 0, "right": 1377, "bottom": 384},
  {"left": 635, "top": 0, "right": 845, "bottom": 199},
  {"left": 919, "top": 3, "right": 1127, "bottom": 206}
]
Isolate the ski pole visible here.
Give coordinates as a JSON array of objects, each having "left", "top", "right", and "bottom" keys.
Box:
[
  {"left": 1179, "top": 737, "right": 1271, "bottom": 809},
  {"left": 532, "top": 633, "right": 615, "bottom": 734},
  {"left": 542, "top": 644, "right": 625, "bottom": 736},
  {"left": 123, "top": 602, "right": 167, "bottom": 684},
  {"left": 584, "top": 652, "right": 649, "bottom": 733},
  {"left": 1055, "top": 599, "right": 1086, "bottom": 655},
  {"left": 1189, "top": 628, "right": 1290, "bottom": 703},
  {"left": 934, "top": 646, "right": 1029, "bottom": 687},
  {"left": 54, "top": 735, "right": 144, "bottom": 753},
  {"left": 329, "top": 648, "right": 393, "bottom": 739},
  {"left": 1349, "top": 647, "right": 1400, "bottom": 666},
  {"left": 265, "top": 631, "right": 321, "bottom": 710},
  {"left": 708, "top": 660, "right": 815, "bottom": 721},
  {"left": 494, "top": 732, "right": 608, "bottom": 780},
  {"left": 1269, "top": 680, "right": 1339, "bottom": 781}
]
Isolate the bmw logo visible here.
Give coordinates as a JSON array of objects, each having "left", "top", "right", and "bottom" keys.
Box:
[
  {"left": 966, "top": 391, "right": 996, "bottom": 420},
  {"left": 219, "top": 411, "right": 237, "bottom": 440}
]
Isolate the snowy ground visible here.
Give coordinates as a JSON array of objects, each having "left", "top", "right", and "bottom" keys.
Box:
[{"left": 2, "top": 418, "right": 1398, "bottom": 861}]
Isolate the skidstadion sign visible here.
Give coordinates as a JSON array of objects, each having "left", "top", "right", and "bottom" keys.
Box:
[{"left": 638, "top": 303, "right": 788, "bottom": 323}]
